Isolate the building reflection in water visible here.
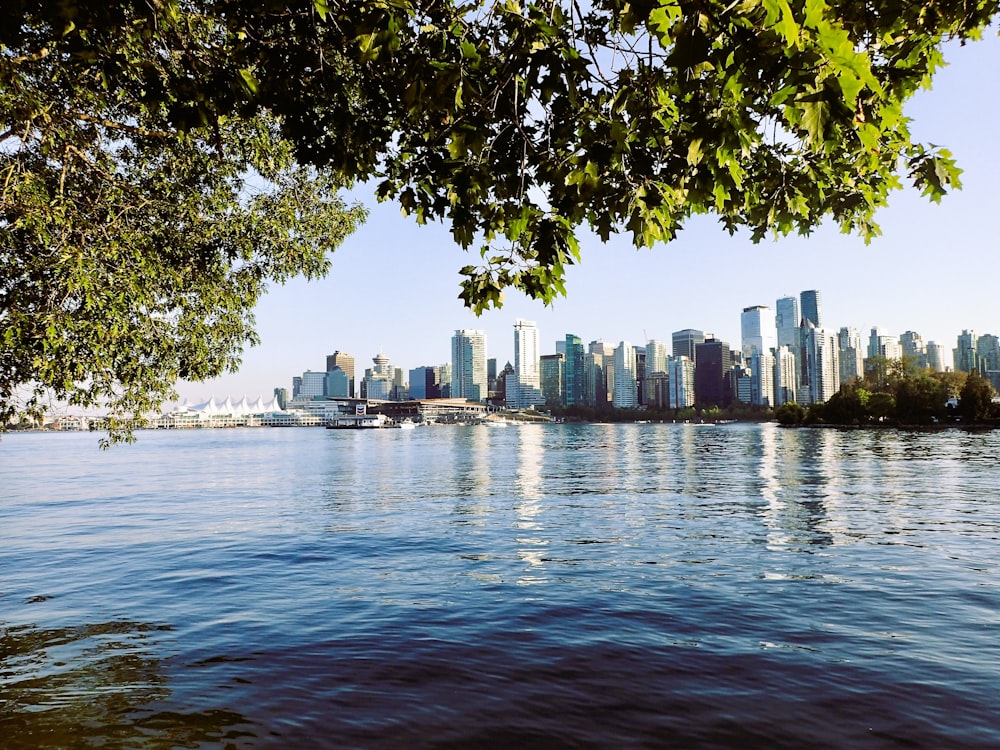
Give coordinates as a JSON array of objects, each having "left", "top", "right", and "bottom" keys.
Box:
[
  {"left": 0, "top": 617, "right": 253, "bottom": 749},
  {"left": 515, "top": 425, "right": 548, "bottom": 585},
  {"left": 758, "top": 426, "right": 836, "bottom": 553}
]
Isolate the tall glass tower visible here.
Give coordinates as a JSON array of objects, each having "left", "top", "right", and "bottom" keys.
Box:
[
  {"left": 451, "top": 329, "right": 488, "bottom": 401},
  {"left": 800, "top": 289, "right": 822, "bottom": 328}
]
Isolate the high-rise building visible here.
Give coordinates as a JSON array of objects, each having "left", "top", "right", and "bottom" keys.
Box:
[
  {"left": 408, "top": 366, "right": 442, "bottom": 400},
  {"left": 452, "top": 329, "right": 488, "bottom": 401},
  {"left": 672, "top": 329, "right": 705, "bottom": 361},
  {"left": 868, "top": 326, "right": 902, "bottom": 361},
  {"left": 741, "top": 305, "right": 777, "bottom": 360},
  {"left": 804, "top": 326, "right": 840, "bottom": 404},
  {"left": 326, "top": 351, "right": 356, "bottom": 397},
  {"left": 694, "top": 338, "right": 732, "bottom": 407},
  {"left": 273, "top": 387, "right": 289, "bottom": 410},
  {"left": 953, "top": 330, "right": 978, "bottom": 373},
  {"left": 325, "top": 367, "right": 350, "bottom": 397},
  {"left": 749, "top": 349, "right": 775, "bottom": 407},
  {"left": 612, "top": 341, "right": 638, "bottom": 408},
  {"left": 363, "top": 351, "right": 394, "bottom": 400},
  {"left": 838, "top": 327, "right": 864, "bottom": 383},
  {"left": 773, "top": 346, "right": 798, "bottom": 406},
  {"left": 590, "top": 340, "right": 615, "bottom": 405},
  {"left": 646, "top": 339, "right": 669, "bottom": 375},
  {"left": 800, "top": 289, "right": 822, "bottom": 328},
  {"left": 668, "top": 356, "right": 695, "bottom": 409},
  {"left": 926, "top": 342, "right": 946, "bottom": 373},
  {"left": 645, "top": 371, "right": 670, "bottom": 410},
  {"left": 563, "top": 334, "right": 585, "bottom": 406},
  {"left": 299, "top": 370, "right": 326, "bottom": 398},
  {"left": 509, "top": 319, "right": 542, "bottom": 408},
  {"left": 540, "top": 354, "right": 564, "bottom": 407},
  {"left": 775, "top": 296, "right": 800, "bottom": 349},
  {"left": 900, "top": 331, "right": 926, "bottom": 367},
  {"left": 976, "top": 334, "right": 999, "bottom": 373}
]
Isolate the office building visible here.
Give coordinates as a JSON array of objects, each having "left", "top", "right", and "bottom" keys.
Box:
[
  {"left": 452, "top": 329, "right": 488, "bottom": 401},
  {"left": 749, "top": 349, "right": 775, "bottom": 407},
  {"left": 612, "top": 341, "right": 638, "bottom": 408},
  {"left": 804, "top": 326, "right": 840, "bottom": 404},
  {"left": 668, "top": 356, "right": 695, "bottom": 409},
  {"left": 775, "top": 296, "right": 799, "bottom": 349},
  {"left": 540, "top": 354, "right": 564, "bottom": 407},
  {"left": 926, "top": 342, "right": 946, "bottom": 373},
  {"left": 646, "top": 339, "right": 669, "bottom": 375},
  {"left": 508, "top": 319, "right": 542, "bottom": 408},
  {"left": 838, "top": 327, "right": 864, "bottom": 383},
  {"left": 741, "top": 305, "right": 777, "bottom": 360},
  {"left": 694, "top": 338, "right": 732, "bottom": 407},
  {"left": 325, "top": 367, "right": 350, "bottom": 398},
  {"left": 326, "top": 351, "right": 356, "bottom": 397},
  {"left": 773, "top": 346, "right": 798, "bottom": 405},
  {"left": 672, "top": 329, "right": 705, "bottom": 361},
  {"left": 563, "top": 334, "right": 585, "bottom": 406},
  {"left": 800, "top": 289, "right": 822, "bottom": 328}
]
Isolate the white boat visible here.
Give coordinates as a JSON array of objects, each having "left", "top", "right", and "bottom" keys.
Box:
[{"left": 397, "top": 418, "right": 417, "bottom": 430}]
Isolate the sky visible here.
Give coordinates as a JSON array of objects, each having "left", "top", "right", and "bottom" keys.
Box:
[{"left": 177, "top": 34, "right": 1000, "bottom": 403}]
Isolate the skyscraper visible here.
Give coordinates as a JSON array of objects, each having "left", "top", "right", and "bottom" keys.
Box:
[
  {"left": 646, "top": 339, "right": 669, "bottom": 374},
  {"left": 668, "top": 356, "right": 695, "bottom": 409},
  {"left": 510, "top": 319, "right": 541, "bottom": 408},
  {"left": 672, "top": 329, "right": 704, "bottom": 361},
  {"left": 800, "top": 289, "right": 822, "bottom": 328},
  {"left": 953, "top": 330, "right": 978, "bottom": 373},
  {"left": 326, "top": 351, "right": 356, "bottom": 397},
  {"left": 804, "top": 326, "right": 840, "bottom": 404},
  {"left": 563, "top": 334, "right": 585, "bottom": 406},
  {"left": 694, "top": 338, "right": 732, "bottom": 407},
  {"left": 540, "top": 354, "right": 564, "bottom": 407},
  {"left": 612, "top": 341, "right": 638, "bottom": 408},
  {"left": 838, "top": 326, "right": 864, "bottom": 383},
  {"left": 451, "top": 329, "right": 488, "bottom": 401},
  {"left": 740, "top": 305, "right": 777, "bottom": 360},
  {"left": 775, "top": 296, "right": 799, "bottom": 349}
]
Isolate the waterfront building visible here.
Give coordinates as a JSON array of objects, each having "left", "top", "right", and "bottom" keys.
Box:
[
  {"left": 612, "top": 341, "right": 638, "bottom": 408},
  {"left": 452, "top": 329, "right": 488, "bottom": 402},
  {"left": 563, "top": 334, "right": 585, "bottom": 406},
  {"left": 299, "top": 370, "right": 326, "bottom": 398},
  {"left": 775, "top": 296, "right": 800, "bottom": 349},
  {"left": 645, "top": 371, "right": 670, "bottom": 410},
  {"left": 591, "top": 341, "right": 616, "bottom": 405},
  {"left": 804, "top": 325, "right": 840, "bottom": 404},
  {"left": 291, "top": 376, "right": 302, "bottom": 398},
  {"left": 583, "top": 350, "right": 606, "bottom": 407},
  {"left": 838, "top": 327, "right": 864, "bottom": 383},
  {"left": 773, "top": 346, "right": 798, "bottom": 406},
  {"left": 672, "top": 329, "right": 704, "bottom": 362},
  {"left": 540, "top": 354, "right": 564, "bottom": 407},
  {"left": 325, "top": 367, "right": 350, "bottom": 398},
  {"left": 694, "top": 338, "right": 732, "bottom": 407},
  {"left": 326, "top": 351, "right": 356, "bottom": 398},
  {"left": 953, "top": 329, "right": 978, "bottom": 373},
  {"left": 409, "top": 366, "right": 442, "bottom": 400},
  {"left": 740, "top": 305, "right": 777, "bottom": 361},
  {"left": 509, "top": 319, "right": 542, "bottom": 408},
  {"left": 668, "top": 356, "right": 695, "bottom": 409},
  {"left": 273, "top": 387, "right": 289, "bottom": 410},
  {"left": 749, "top": 349, "right": 775, "bottom": 407},
  {"left": 736, "top": 368, "right": 753, "bottom": 404}
]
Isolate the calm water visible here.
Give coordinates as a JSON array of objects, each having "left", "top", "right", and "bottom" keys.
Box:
[{"left": 1, "top": 423, "right": 998, "bottom": 749}]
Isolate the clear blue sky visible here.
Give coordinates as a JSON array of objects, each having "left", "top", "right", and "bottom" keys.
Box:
[{"left": 177, "top": 35, "right": 1000, "bottom": 402}]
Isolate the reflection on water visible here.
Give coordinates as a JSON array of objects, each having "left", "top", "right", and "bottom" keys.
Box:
[
  {"left": 1, "top": 425, "right": 998, "bottom": 749},
  {"left": 0, "top": 616, "right": 252, "bottom": 749}
]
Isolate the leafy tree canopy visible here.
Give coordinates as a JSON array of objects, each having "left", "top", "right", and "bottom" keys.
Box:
[{"left": 3, "top": 0, "right": 998, "bottom": 434}]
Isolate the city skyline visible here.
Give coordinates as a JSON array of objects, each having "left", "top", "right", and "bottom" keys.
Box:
[{"left": 175, "top": 36, "right": 999, "bottom": 402}]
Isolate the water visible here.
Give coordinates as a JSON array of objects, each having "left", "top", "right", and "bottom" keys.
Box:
[{"left": 1, "top": 423, "right": 998, "bottom": 748}]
